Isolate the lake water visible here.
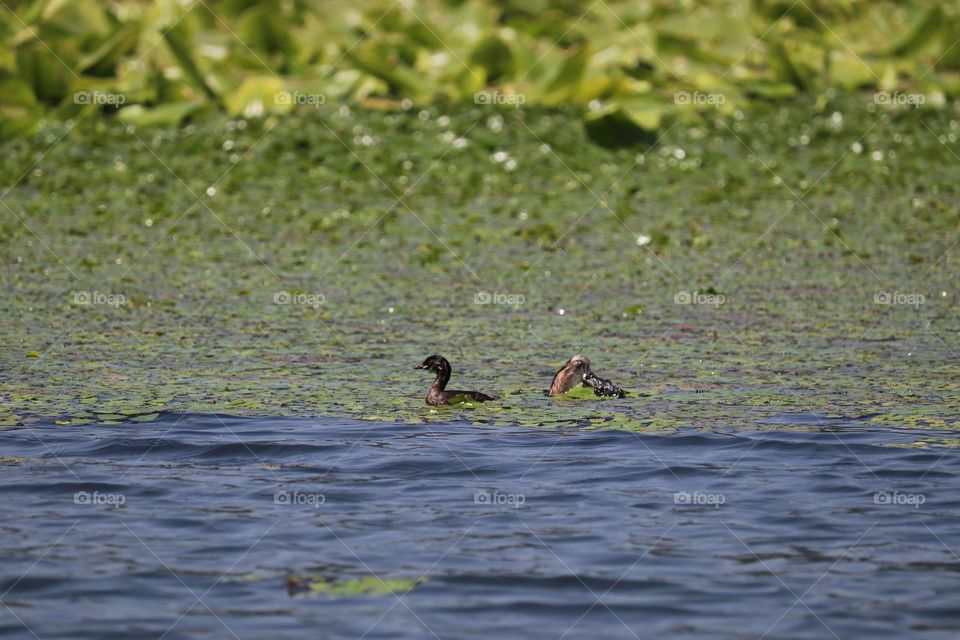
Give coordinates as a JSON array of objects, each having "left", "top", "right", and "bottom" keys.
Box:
[{"left": 1, "top": 413, "right": 958, "bottom": 639}]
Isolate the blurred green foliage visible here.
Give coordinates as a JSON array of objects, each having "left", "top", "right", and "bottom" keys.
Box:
[{"left": 2, "top": 0, "right": 959, "bottom": 142}]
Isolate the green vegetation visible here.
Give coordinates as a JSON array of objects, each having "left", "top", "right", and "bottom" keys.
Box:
[
  {"left": 3, "top": 0, "right": 960, "bottom": 142},
  {"left": 1, "top": 96, "right": 957, "bottom": 433},
  {"left": 228, "top": 571, "right": 426, "bottom": 596},
  {"left": 304, "top": 576, "right": 424, "bottom": 596}
]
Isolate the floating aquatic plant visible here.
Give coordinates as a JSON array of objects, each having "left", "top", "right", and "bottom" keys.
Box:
[{"left": 0, "top": 99, "right": 957, "bottom": 434}]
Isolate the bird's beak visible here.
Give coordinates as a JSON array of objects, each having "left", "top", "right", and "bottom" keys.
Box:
[{"left": 414, "top": 363, "right": 427, "bottom": 370}]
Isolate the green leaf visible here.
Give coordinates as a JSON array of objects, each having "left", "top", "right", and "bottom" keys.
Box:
[
  {"left": 237, "top": 5, "right": 297, "bottom": 60},
  {"left": 163, "top": 21, "right": 219, "bottom": 102},
  {"left": 225, "top": 76, "right": 288, "bottom": 118},
  {"left": 738, "top": 79, "right": 798, "bottom": 99},
  {"left": 345, "top": 47, "right": 430, "bottom": 101},
  {"left": 470, "top": 35, "right": 514, "bottom": 82},
  {"left": 0, "top": 73, "right": 41, "bottom": 138},
  {"left": 306, "top": 576, "right": 423, "bottom": 596},
  {"left": 583, "top": 106, "right": 660, "bottom": 148},
  {"left": 15, "top": 41, "right": 72, "bottom": 104},
  {"left": 76, "top": 23, "right": 140, "bottom": 75},
  {"left": 827, "top": 50, "right": 875, "bottom": 90},
  {"left": 766, "top": 40, "right": 809, "bottom": 91},
  {"left": 40, "top": 0, "right": 111, "bottom": 38},
  {"left": 541, "top": 46, "right": 589, "bottom": 106},
  {"left": 118, "top": 102, "right": 200, "bottom": 127},
  {"left": 935, "top": 18, "right": 960, "bottom": 71},
  {"left": 887, "top": 6, "right": 943, "bottom": 57},
  {"left": 552, "top": 384, "right": 599, "bottom": 400}
]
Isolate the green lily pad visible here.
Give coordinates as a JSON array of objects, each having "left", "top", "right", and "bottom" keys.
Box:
[{"left": 306, "top": 576, "right": 424, "bottom": 596}]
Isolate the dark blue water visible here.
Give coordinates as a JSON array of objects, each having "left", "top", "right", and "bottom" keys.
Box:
[{"left": 1, "top": 414, "right": 958, "bottom": 639}]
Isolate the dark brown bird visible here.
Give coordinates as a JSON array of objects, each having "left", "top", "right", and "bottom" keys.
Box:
[{"left": 415, "top": 355, "right": 496, "bottom": 406}]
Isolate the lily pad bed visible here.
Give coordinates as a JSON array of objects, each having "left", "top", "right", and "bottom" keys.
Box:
[{"left": 1, "top": 96, "right": 957, "bottom": 433}]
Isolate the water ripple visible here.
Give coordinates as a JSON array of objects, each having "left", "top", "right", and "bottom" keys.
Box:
[{"left": 0, "top": 413, "right": 957, "bottom": 639}]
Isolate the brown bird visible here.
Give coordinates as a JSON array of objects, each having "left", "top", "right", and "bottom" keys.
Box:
[
  {"left": 549, "top": 355, "right": 592, "bottom": 396},
  {"left": 549, "top": 354, "right": 626, "bottom": 397},
  {"left": 415, "top": 355, "right": 496, "bottom": 406}
]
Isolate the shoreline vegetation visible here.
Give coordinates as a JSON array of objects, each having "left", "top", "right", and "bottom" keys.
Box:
[{"left": 3, "top": 1, "right": 960, "bottom": 140}]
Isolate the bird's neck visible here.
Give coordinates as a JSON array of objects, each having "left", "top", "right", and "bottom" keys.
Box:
[{"left": 432, "top": 368, "right": 451, "bottom": 390}]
